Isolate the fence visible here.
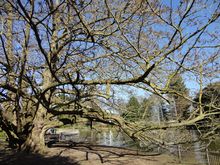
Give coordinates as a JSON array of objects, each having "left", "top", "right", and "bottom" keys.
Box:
[
  {"left": 176, "top": 146, "right": 220, "bottom": 165},
  {"left": 206, "top": 150, "right": 220, "bottom": 165}
]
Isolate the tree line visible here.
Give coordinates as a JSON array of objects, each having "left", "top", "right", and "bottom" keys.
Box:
[{"left": 122, "top": 80, "right": 219, "bottom": 124}]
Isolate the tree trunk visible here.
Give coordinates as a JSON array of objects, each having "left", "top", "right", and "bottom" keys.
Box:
[
  {"left": 20, "top": 104, "right": 62, "bottom": 153},
  {"left": 20, "top": 105, "right": 48, "bottom": 153},
  {"left": 21, "top": 1, "right": 61, "bottom": 153},
  {"left": 21, "top": 124, "right": 46, "bottom": 153}
]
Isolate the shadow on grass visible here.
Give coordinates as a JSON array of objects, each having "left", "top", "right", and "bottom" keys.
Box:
[
  {"left": 52, "top": 142, "right": 161, "bottom": 164},
  {"left": 0, "top": 141, "right": 164, "bottom": 165},
  {"left": 0, "top": 149, "right": 79, "bottom": 165}
]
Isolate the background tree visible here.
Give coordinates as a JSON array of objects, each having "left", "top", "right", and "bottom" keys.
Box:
[
  {"left": 194, "top": 82, "right": 220, "bottom": 133},
  {"left": 195, "top": 82, "right": 220, "bottom": 109},
  {"left": 168, "top": 74, "right": 191, "bottom": 120},
  {"left": 140, "top": 98, "right": 152, "bottom": 121},
  {"left": 122, "top": 96, "right": 141, "bottom": 122},
  {"left": 142, "top": 94, "right": 166, "bottom": 123}
]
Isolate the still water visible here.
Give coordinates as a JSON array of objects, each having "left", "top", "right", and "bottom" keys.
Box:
[{"left": 71, "top": 127, "right": 220, "bottom": 165}]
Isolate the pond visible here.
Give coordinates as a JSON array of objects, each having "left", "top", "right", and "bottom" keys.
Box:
[{"left": 69, "top": 127, "right": 220, "bottom": 165}]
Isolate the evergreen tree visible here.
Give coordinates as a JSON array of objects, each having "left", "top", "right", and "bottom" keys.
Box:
[
  {"left": 123, "top": 96, "right": 141, "bottom": 122},
  {"left": 169, "top": 74, "right": 190, "bottom": 119},
  {"left": 194, "top": 82, "right": 220, "bottom": 131},
  {"left": 194, "top": 82, "right": 220, "bottom": 116}
]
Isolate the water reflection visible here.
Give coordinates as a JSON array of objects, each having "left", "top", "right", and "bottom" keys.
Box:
[
  {"left": 71, "top": 127, "right": 219, "bottom": 165},
  {"left": 75, "top": 128, "right": 132, "bottom": 147},
  {"left": 191, "top": 130, "right": 207, "bottom": 165}
]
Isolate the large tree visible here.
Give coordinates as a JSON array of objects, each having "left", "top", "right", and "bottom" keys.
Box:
[{"left": 0, "top": 0, "right": 220, "bottom": 152}]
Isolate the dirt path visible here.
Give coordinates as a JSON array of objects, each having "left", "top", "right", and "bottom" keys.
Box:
[{"left": 0, "top": 142, "right": 185, "bottom": 165}]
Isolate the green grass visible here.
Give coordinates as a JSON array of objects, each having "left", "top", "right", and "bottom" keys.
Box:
[{"left": 0, "top": 130, "right": 6, "bottom": 139}]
